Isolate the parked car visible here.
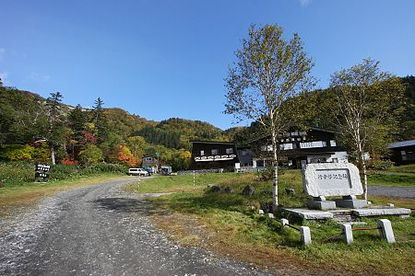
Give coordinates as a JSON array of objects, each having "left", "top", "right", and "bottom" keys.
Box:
[
  {"left": 160, "top": 165, "right": 172, "bottom": 175},
  {"left": 128, "top": 168, "right": 149, "bottom": 176},
  {"left": 144, "top": 167, "right": 156, "bottom": 176}
]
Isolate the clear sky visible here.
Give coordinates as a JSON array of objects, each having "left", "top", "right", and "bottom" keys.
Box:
[{"left": 1, "top": 0, "right": 414, "bottom": 129}]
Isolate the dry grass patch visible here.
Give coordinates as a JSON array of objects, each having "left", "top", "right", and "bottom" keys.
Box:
[{"left": 150, "top": 209, "right": 324, "bottom": 275}]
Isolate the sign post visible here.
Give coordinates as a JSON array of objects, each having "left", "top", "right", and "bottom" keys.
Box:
[{"left": 35, "top": 163, "right": 51, "bottom": 182}]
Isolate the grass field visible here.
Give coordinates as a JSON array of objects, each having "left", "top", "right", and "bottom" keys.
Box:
[
  {"left": 368, "top": 164, "right": 415, "bottom": 186},
  {"left": 131, "top": 170, "right": 415, "bottom": 275}
]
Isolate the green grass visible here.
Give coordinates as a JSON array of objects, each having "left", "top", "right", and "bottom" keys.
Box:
[
  {"left": 368, "top": 172, "right": 415, "bottom": 186},
  {"left": 368, "top": 164, "right": 415, "bottom": 187},
  {"left": 387, "top": 164, "right": 415, "bottom": 174},
  {"left": 131, "top": 171, "right": 415, "bottom": 274}
]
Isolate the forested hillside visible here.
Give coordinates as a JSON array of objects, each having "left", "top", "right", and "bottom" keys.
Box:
[
  {"left": 0, "top": 75, "right": 414, "bottom": 169},
  {"left": 135, "top": 118, "right": 226, "bottom": 150},
  {"left": 0, "top": 84, "right": 230, "bottom": 170}
]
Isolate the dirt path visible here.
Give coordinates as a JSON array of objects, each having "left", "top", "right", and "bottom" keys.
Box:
[{"left": 0, "top": 178, "right": 272, "bottom": 276}]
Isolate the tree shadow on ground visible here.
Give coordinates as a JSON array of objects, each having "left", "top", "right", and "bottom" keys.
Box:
[{"left": 93, "top": 197, "right": 152, "bottom": 214}]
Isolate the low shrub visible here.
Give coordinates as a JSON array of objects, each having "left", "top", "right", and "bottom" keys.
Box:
[
  {"left": 81, "top": 163, "right": 127, "bottom": 174},
  {"left": 0, "top": 162, "right": 34, "bottom": 186},
  {"left": 0, "top": 144, "right": 35, "bottom": 161},
  {"left": 367, "top": 159, "right": 394, "bottom": 171},
  {"left": 0, "top": 161, "right": 127, "bottom": 187},
  {"left": 49, "top": 164, "right": 80, "bottom": 180}
]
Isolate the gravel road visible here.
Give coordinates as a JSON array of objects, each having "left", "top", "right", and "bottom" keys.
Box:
[
  {"left": 368, "top": 185, "right": 415, "bottom": 198},
  {"left": 0, "top": 178, "right": 273, "bottom": 276}
]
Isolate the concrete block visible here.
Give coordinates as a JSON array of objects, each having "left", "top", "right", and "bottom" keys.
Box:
[
  {"left": 378, "top": 219, "right": 395, "bottom": 243},
  {"left": 307, "top": 199, "right": 336, "bottom": 210},
  {"left": 353, "top": 208, "right": 411, "bottom": 217},
  {"left": 336, "top": 198, "right": 368, "bottom": 209},
  {"left": 280, "top": 218, "right": 289, "bottom": 226},
  {"left": 281, "top": 208, "right": 334, "bottom": 220},
  {"left": 300, "top": 226, "right": 312, "bottom": 246},
  {"left": 342, "top": 223, "right": 353, "bottom": 244}
]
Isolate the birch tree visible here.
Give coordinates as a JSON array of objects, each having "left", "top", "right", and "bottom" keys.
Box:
[
  {"left": 46, "top": 92, "right": 66, "bottom": 164},
  {"left": 330, "top": 59, "right": 405, "bottom": 200},
  {"left": 225, "top": 25, "right": 314, "bottom": 211}
]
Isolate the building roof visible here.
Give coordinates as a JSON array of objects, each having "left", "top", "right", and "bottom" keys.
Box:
[
  {"left": 191, "top": 141, "right": 235, "bottom": 145},
  {"left": 248, "top": 127, "right": 338, "bottom": 144},
  {"left": 388, "top": 139, "right": 415, "bottom": 149}
]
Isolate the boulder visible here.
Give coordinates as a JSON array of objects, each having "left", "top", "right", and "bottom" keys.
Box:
[
  {"left": 224, "top": 187, "right": 233, "bottom": 193},
  {"left": 242, "top": 185, "right": 255, "bottom": 196},
  {"left": 285, "top": 188, "right": 295, "bottom": 196},
  {"left": 209, "top": 185, "right": 221, "bottom": 193}
]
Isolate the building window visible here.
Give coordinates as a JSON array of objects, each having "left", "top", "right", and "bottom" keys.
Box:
[
  {"left": 200, "top": 150, "right": 205, "bottom": 156},
  {"left": 300, "top": 141, "right": 326, "bottom": 149},
  {"left": 401, "top": 150, "right": 407, "bottom": 161},
  {"left": 226, "top": 148, "right": 233, "bottom": 154},
  {"left": 280, "top": 143, "right": 293, "bottom": 150},
  {"left": 211, "top": 149, "right": 219, "bottom": 155}
]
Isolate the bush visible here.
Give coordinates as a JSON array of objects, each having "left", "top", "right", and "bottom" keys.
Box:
[
  {"left": 257, "top": 166, "right": 274, "bottom": 181},
  {"left": 0, "top": 162, "right": 34, "bottom": 186},
  {"left": 367, "top": 159, "right": 394, "bottom": 171},
  {"left": 256, "top": 166, "right": 286, "bottom": 181},
  {"left": 49, "top": 164, "right": 80, "bottom": 180},
  {"left": 0, "top": 161, "right": 127, "bottom": 187},
  {"left": 49, "top": 163, "right": 128, "bottom": 180},
  {"left": 0, "top": 144, "right": 35, "bottom": 161},
  {"left": 79, "top": 144, "right": 103, "bottom": 165},
  {"left": 32, "top": 144, "right": 50, "bottom": 163},
  {"left": 81, "top": 163, "right": 127, "bottom": 174}
]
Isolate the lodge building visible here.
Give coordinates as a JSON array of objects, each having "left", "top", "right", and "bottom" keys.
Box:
[
  {"left": 250, "top": 127, "right": 348, "bottom": 169},
  {"left": 190, "top": 141, "right": 239, "bottom": 170},
  {"left": 388, "top": 139, "right": 415, "bottom": 165},
  {"left": 190, "top": 128, "right": 348, "bottom": 171}
]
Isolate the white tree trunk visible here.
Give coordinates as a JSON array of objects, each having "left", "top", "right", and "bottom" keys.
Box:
[
  {"left": 51, "top": 147, "right": 56, "bottom": 165},
  {"left": 361, "top": 154, "right": 368, "bottom": 201},
  {"left": 271, "top": 129, "right": 279, "bottom": 212},
  {"left": 357, "top": 134, "right": 368, "bottom": 201}
]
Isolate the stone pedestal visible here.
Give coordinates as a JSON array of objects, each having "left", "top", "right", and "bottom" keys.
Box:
[
  {"left": 307, "top": 196, "right": 336, "bottom": 210},
  {"left": 300, "top": 226, "right": 312, "bottom": 245},
  {"left": 378, "top": 219, "right": 396, "bottom": 243},
  {"left": 342, "top": 223, "right": 353, "bottom": 244},
  {"left": 336, "top": 195, "right": 368, "bottom": 209}
]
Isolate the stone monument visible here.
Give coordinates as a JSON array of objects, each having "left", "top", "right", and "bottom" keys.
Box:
[{"left": 303, "top": 163, "right": 367, "bottom": 210}]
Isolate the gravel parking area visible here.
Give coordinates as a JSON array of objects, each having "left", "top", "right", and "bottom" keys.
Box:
[{"left": 0, "top": 178, "right": 272, "bottom": 276}]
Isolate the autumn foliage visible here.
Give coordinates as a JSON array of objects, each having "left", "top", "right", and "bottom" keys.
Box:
[{"left": 116, "top": 144, "right": 139, "bottom": 167}]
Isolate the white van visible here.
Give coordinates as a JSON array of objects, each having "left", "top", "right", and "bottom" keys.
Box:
[{"left": 128, "top": 168, "right": 149, "bottom": 176}]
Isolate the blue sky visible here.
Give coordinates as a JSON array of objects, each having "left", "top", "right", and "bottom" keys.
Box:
[{"left": 1, "top": 0, "right": 414, "bottom": 129}]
